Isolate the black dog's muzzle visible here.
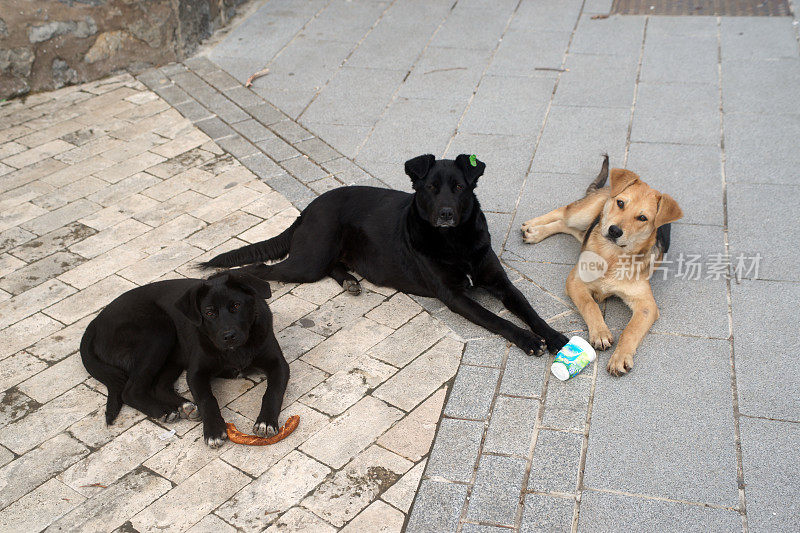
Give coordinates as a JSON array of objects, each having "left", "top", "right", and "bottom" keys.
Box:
[{"left": 435, "top": 207, "right": 456, "bottom": 227}]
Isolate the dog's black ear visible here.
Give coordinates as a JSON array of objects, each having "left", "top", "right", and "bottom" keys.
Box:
[
  {"left": 228, "top": 270, "right": 272, "bottom": 300},
  {"left": 455, "top": 154, "right": 486, "bottom": 186},
  {"left": 404, "top": 154, "right": 436, "bottom": 184},
  {"left": 175, "top": 283, "right": 204, "bottom": 326}
]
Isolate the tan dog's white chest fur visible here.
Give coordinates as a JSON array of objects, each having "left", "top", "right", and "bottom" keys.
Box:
[{"left": 521, "top": 158, "right": 682, "bottom": 375}]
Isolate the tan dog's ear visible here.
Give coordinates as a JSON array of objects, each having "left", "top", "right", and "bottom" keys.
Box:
[
  {"left": 609, "top": 168, "right": 640, "bottom": 196},
  {"left": 654, "top": 193, "right": 683, "bottom": 227}
]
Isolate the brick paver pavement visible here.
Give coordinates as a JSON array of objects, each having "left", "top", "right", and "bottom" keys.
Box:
[{"left": 0, "top": 74, "right": 464, "bottom": 532}]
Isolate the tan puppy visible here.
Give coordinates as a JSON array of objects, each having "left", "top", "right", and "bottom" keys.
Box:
[{"left": 521, "top": 156, "right": 683, "bottom": 375}]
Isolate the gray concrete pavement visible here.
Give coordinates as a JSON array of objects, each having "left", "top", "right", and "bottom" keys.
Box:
[
  {"left": 200, "top": 1, "right": 800, "bottom": 530},
  {"left": 1, "top": 0, "right": 799, "bottom": 531}
]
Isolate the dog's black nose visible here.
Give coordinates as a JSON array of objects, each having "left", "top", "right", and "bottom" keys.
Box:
[
  {"left": 439, "top": 208, "right": 454, "bottom": 222},
  {"left": 222, "top": 330, "right": 237, "bottom": 342},
  {"left": 608, "top": 225, "right": 623, "bottom": 239}
]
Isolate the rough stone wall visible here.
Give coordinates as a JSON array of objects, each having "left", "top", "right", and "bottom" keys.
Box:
[{"left": 0, "top": 0, "right": 246, "bottom": 99}]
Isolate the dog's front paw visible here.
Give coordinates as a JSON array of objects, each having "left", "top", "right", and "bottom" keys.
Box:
[
  {"left": 516, "top": 331, "right": 547, "bottom": 357},
  {"left": 606, "top": 350, "right": 634, "bottom": 376},
  {"left": 179, "top": 401, "right": 200, "bottom": 420},
  {"left": 161, "top": 410, "right": 181, "bottom": 423},
  {"left": 203, "top": 419, "right": 228, "bottom": 448},
  {"left": 546, "top": 331, "right": 570, "bottom": 354},
  {"left": 522, "top": 225, "right": 546, "bottom": 244},
  {"left": 342, "top": 279, "right": 362, "bottom": 296},
  {"left": 589, "top": 325, "right": 614, "bottom": 351},
  {"left": 253, "top": 420, "right": 279, "bottom": 438}
]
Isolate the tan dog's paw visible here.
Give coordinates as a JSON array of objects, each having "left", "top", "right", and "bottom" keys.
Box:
[
  {"left": 606, "top": 350, "right": 634, "bottom": 376},
  {"left": 521, "top": 219, "right": 536, "bottom": 232},
  {"left": 522, "top": 225, "right": 546, "bottom": 244},
  {"left": 589, "top": 325, "right": 613, "bottom": 350}
]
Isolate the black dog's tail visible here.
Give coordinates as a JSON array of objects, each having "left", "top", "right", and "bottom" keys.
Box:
[
  {"left": 80, "top": 320, "right": 127, "bottom": 425},
  {"left": 199, "top": 215, "right": 302, "bottom": 269},
  {"left": 586, "top": 154, "right": 610, "bottom": 195}
]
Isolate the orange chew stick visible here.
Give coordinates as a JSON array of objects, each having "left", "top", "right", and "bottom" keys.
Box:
[{"left": 226, "top": 415, "right": 300, "bottom": 446}]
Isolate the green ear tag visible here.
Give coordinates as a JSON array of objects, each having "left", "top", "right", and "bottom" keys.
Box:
[{"left": 469, "top": 154, "right": 477, "bottom": 167}]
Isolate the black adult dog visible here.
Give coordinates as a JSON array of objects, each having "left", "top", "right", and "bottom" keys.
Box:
[
  {"left": 80, "top": 269, "right": 288, "bottom": 447},
  {"left": 202, "top": 154, "right": 568, "bottom": 355}
]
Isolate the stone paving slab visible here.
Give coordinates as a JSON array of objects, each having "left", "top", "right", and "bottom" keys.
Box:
[{"left": 0, "top": 73, "right": 464, "bottom": 532}]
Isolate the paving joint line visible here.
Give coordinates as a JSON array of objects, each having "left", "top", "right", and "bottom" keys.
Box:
[
  {"left": 738, "top": 413, "right": 800, "bottom": 424},
  {"left": 583, "top": 485, "right": 741, "bottom": 511},
  {"left": 571, "top": 331, "right": 599, "bottom": 532},
  {"left": 501, "top": 260, "right": 577, "bottom": 311},
  {"left": 622, "top": 15, "right": 648, "bottom": 168},
  {"left": 715, "top": 15, "right": 749, "bottom": 533},
  {"left": 462, "top": 519, "right": 516, "bottom": 530},
  {"left": 570, "top": 20, "right": 640, "bottom": 529}
]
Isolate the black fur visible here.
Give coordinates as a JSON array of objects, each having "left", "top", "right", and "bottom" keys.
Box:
[
  {"left": 583, "top": 215, "right": 602, "bottom": 249},
  {"left": 656, "top": 223, "right": 671, "bottom": 254},
  {"left": 202, "top": 154, "right": 569, "bottom": 355},
  {"left": 80, "top": 269, "right": 288, "bottom": 446}
]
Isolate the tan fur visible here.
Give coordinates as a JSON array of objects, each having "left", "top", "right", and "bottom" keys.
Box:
[{"left": 521, "top": 168, "right": 683, "bottom": 375}]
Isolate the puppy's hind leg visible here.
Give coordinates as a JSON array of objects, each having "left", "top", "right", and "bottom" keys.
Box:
[
  {"left": 153, "top": 363, "right": 198, "bottom": 421},
  {"left": 122, "top": 377, "right": 179, "bottom": 422},
  {"left": 329, "top": 261, "right": 361, "bottom": 295},
  {"left": 120, "top": 344, "right": 180, "bottom": 422}
]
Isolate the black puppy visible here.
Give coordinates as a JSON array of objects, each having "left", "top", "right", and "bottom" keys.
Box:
[
  {"left": 80, "top": 269, "right": 289, "bottom": 447},
  {"left": 202, "top": 154, "right": 568, "bottom": 355}
]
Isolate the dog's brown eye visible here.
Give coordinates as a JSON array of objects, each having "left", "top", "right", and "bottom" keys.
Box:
[
  {"left": 637, "top": 215, "right": 647, "bottom": 222},
  {"left": 617, "top": 199, "right": 624, "bottom": 209},
  {"left": 427, "top": 184, "right": 436, "bottom": 192},
  {"left": 205, "top": 309, "right": 216, "bottom": 318},
  {"left": 455, "top": 184, "right": 464, "bottom": 191},
  {"left": 231, "top": 302, "right": 240, "bottom": 311}
]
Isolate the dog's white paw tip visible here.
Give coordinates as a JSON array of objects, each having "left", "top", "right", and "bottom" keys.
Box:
[
  {"left": 253, "top": 422, "right": 279, "bottom": 437},
  {"left": 205, "top": 435, "right": 227, "bottom": 448}
]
